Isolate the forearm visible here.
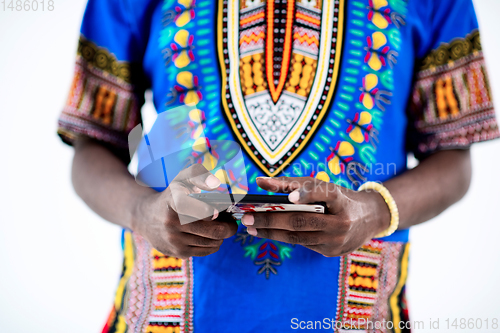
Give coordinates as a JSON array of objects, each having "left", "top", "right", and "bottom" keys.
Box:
[
  {"left": 71, "top": 139, "right": 238, "bottom": 258},
  {"left": 71, "top": 138, "right": 156, "bottom": 230},
  {"left": 384, "top": 149, "right": 472, "bottom": 230}
]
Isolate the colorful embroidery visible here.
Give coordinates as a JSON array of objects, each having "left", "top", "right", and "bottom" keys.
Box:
[
  {"left": 146, "top": 250, "right": 193, "bottom": 333},
  {"left": 346, "top": 112, "right": 375, "bottom": 145},
  {"left": 305, "top": 0, "right": 406, "bottom": 187},
  {"left": 419, "top": 30, "right": 481, "bottom": 71},
  {"left": 233, "top": 221, "right": 294, "bottom": 279},
  {"left": 58, "top": 37, "right": 141, "bottom": 148},
  {"left": 367, "top": 0, "right": 406, "bottom": 30},
  {"left": 226, "top": 0, "right": 408, "bottom": 276},
  {"left": 409, "top": 30, "right": 500, "bottom": 155},
  {"left": 78, "top": 36, "right": 134, "bottom": 83},
  {"left": 160, "top": 0, "right": 202, "bottom": 108},
  {"left": 388, "top": 243, "right": 410, "bottom": 333},
  {"left": 100, "top": 238, "right": 194, "bottom": 333},
  {"left": 327, "top": 141, "right": 356, "bottom": 175},
  {"left": 218, "top": 0, "right": 346, "bottom": 176},
  {"left": 110, "top": 234, "right": 193, "bottom": 333},
  {"left": 335, "top": 240, "right": 408, "bottom": 332},
  {"left": 161, "top": 29, "right": 196, "bottom": 69},
  {"left": 365, "top": 31, "right": 398, "bottom": 71},
  {"left": 125, "top": 234, "right": 154, "bottom": 332},
  {"left": 102, "top": 230, "right": 135, "bottom": 333}
]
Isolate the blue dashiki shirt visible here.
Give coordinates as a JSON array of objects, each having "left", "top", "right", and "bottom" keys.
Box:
[{"left": 57, "top": 0, "right": 499, "bottom": 332}]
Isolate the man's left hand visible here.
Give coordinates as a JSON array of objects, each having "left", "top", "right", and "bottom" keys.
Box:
[{"left": 241, "top": 177, "right": 391, "bottom": 257}]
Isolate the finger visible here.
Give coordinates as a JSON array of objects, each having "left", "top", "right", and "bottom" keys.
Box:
[
  {"left": 257, "top": 177, "right": 346, "bottom": 213},
  {"left": 256, "top": 176, "right": 336, "bottom": 198},
  {"left": 247, "top": 227, "right": 323, "bottom": 246},
  {"left": 183, "top": 220, "right": 238, "bottom": 240},
  {"left": 256, "top": 176, "right": 314, "bottom": 193},
  {"left": 174, "top": 164, "right": 221, "bottom": 191},
  {"left": 174, "top": 245, "right": 221, "bottom": 258},
  {"left": 169, "top": 183, "right": 217, "bottom": 221},
  {"left": 188, "top": 246, "right": 221, "bottom": 257},
  {"left": 287, "top": 180, "right": 340, "bottom": 205},
  {"left": 180, "top": 232, "right": 224, "bottom": 248},
  {"left": 241, "top": 212, "right": 329, "bottom": 231},
  {"left": 304, "top": 244, "right": 345, "bottom": 258}
]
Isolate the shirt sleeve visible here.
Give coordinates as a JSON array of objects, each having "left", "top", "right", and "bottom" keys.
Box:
[
  {"left": 407, "top": 0, "right": 500, "bottom": 159},
  {"left": 57, "top": 0, "right": 148, "bottom": 149}
]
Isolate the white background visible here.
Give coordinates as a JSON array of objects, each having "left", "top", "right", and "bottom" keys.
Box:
[{"left": 0, "top": 0, "right": 499, "bottom": 332}]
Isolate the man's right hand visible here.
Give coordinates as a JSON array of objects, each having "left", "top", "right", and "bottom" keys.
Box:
[{"left": 132, "top": 164, "right": 238, "bottom": 259}]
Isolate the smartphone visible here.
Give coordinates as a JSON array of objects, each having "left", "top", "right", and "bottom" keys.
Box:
[{"left": 188, "top": 193, "right": 326, "bottom": 215}]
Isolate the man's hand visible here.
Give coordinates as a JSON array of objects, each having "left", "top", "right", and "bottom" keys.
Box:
[
  {"left": 241, "top": 177, "right": 390, "bottom": 257},
  {"left": 72, "top": 137, "right": 471, "bottom": 259},
  {"left": 133, "top": 164, "right": 238, "bottom": 259}
]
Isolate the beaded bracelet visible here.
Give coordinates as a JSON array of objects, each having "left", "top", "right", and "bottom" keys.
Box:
[{"left": 358, "top": 182, "right": 399, "bottom": 238}]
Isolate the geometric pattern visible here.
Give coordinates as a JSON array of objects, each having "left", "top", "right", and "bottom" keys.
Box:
[
  {"left": 58, "top": 37, "right": 142, "bottom": 149},
  {"left": 409, "top": 30, "right": 500, "bottom": 157},
  {"left": 335, "top": 240, "right": 410, "bottom": 332},
  {"left": 219, "top": 0, "right": 346, "bottom": 176}
]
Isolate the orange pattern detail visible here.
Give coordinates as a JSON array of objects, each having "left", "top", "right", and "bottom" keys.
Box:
[
  {"left": 435, "top": 78, "right": 459, "bottom": 119},
  {"left": 92, "top": 86, "right": 117, "bottom": 125},
  {"left": 156, "top": 293, "right": 183, "bottom": 301},
  {"left": 293, "top": 32, "right": 319, "bottom": 46},
  {"left": 240, "top": 32, "right": 266, "bottom": 45},
  {"left": 472, "top": 69, "right": 484, "bottom": 105},
  {"left": 296, "top": 12, "right": 321, "bottom": 26},
  {"left": 66, "top": 71, "right": 82, "bottom": 107},
  {"left": 266, "top": 0, "right": 295, "bottom": 103},
  {"left": 146, "top": 325, "right": 181, "bottom": 333},
  {"left": 336, "top": 240, "right": 407, "bottom": 331},
  {"left": 240, "top": 12, "right": 265, "bottom": 25}
]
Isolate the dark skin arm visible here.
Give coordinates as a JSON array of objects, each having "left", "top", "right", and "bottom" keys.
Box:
[
  {"left": 72, "top": 138, "right": 237, "bottom": 259},
  {"left": 242, "top": 149, "right": 471, "bottom": 257}
]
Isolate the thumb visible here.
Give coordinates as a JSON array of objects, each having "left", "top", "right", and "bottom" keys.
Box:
[
  {"left": 256, "top": 176, "right": 312, "bottom": 193},
  {"left": 174, "top": 164, "right": 221, "bottom": 191}
]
